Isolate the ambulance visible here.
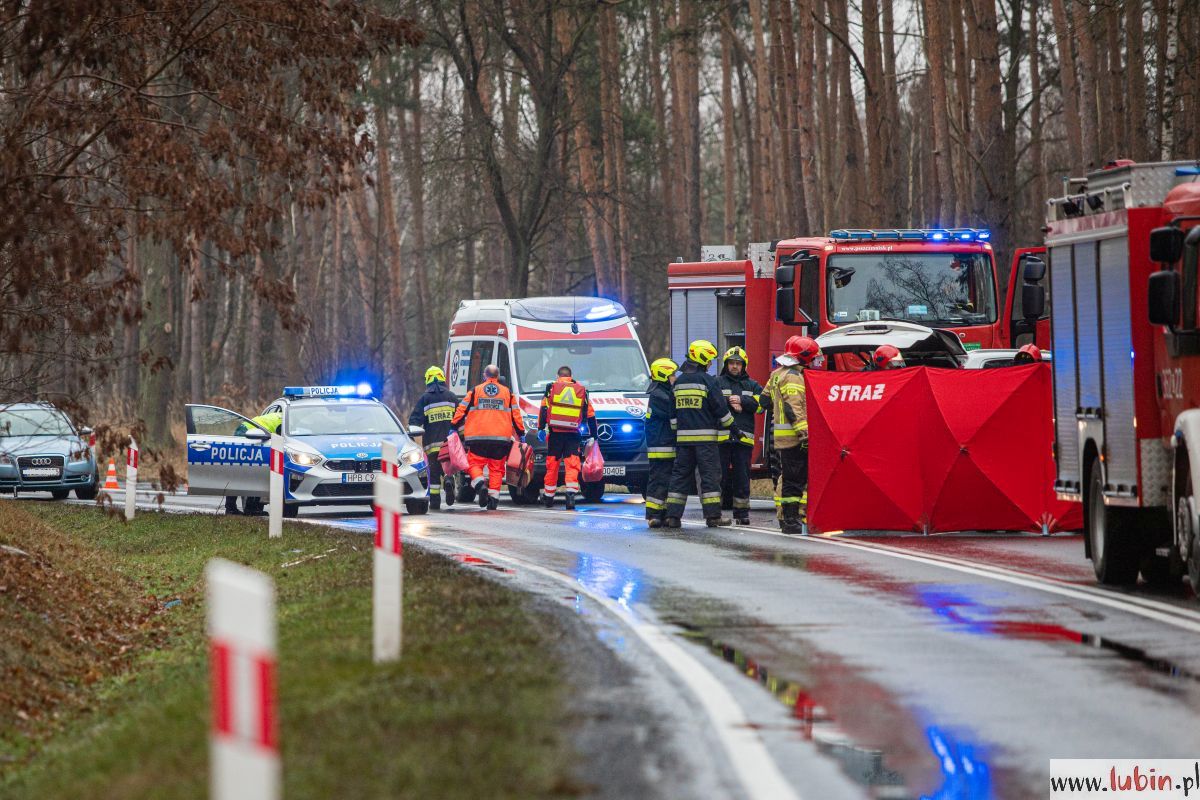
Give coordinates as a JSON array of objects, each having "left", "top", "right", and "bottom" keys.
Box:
[{"left": 444, "top": 297, "right": 652, "bottom": 503}]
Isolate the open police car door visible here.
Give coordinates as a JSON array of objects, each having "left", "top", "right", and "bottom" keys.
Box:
[{"left": 185, "top": 405, "right": 271, "bottom": 496}]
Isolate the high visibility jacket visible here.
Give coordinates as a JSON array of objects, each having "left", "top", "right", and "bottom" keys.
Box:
[
  {"left": 451, "top": 378, "right": 524, "bottom": 446},
  {"left": 671, "top": 361, "right": 734, "bottom": 444},
  {"left": 538, "top": 377, "right": 596, "bottom": 433},
  {"left": 764, "top": 365, "right": 808, "bottom": 449},
  {"left": 237, "top": 412, "right": 282, "bottom": 436},
  {"left": 717, "top": 370, "right": 763, "bottom": 447},
  {"left": 644, "top": 380, "right": 676, "bottom": 459},
  {"left": 408, "top": 381, "right": 459, "bottom": 454}
]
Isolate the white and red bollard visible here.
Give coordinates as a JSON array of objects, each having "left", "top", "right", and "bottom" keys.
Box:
[
  {"left": 124, "top": 437, "right": 138, "bottom": 521},
  {"left": 380, "top": 440, "right": 400, "bottom": 478},
  {"left": 206, "top": 558, "right": 279, "bottom": 800},
  {"left": 268, "top": 435, "right": 283, "bottom": 539},
  {"left": 373, "top": 473, "right": 404, "bottom": 662}
]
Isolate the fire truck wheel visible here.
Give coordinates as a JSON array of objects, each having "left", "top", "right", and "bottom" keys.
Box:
[
  {"left": 1139, "top": 554, "right": 1177, "bottom": 589},
  {"left": 1180, "top": 493, "right": 1200, "bottom": 597},
  {"left": 1087, "top": 459, "right": 1139, "bottom": 586}
]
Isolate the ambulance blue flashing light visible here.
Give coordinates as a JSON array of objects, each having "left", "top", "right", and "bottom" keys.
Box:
[
  {"left": 828, "top": 228, "right": 991, "bottom": 243},
  {"left": 283, "top": 384, "right": 374, "bottom": 398}
]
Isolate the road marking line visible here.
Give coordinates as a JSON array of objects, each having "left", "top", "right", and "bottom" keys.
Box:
[
  {"left": 503, "top": 504, "right": 1200, "bottom": 633},
  {"left": 399, "top": 532, "right": 803, "bottom": 800}
]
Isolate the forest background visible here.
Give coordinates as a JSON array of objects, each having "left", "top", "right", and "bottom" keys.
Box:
[{"left": 1, "top": 0, "right": 1197, "bottom": 447}]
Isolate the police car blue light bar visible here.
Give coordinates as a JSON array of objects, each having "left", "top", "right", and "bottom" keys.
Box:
[
  {"left": 828, "top": 228, "right": 991, "bottom": 243},
  {"left": 283, "top": 384, "right": 373, "bottom": 398}
]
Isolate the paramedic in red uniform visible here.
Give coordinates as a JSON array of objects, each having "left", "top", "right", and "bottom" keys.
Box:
[
  {"left": 537, "top": 366, "right": 597, "bottom": 511},
  {"left": 451, "top": 364, "right": 525, "bottom": 511}
]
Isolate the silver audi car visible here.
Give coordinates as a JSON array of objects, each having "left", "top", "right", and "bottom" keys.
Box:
[{"left": 0, "top": 402, "right": 99, "bottom": 499}]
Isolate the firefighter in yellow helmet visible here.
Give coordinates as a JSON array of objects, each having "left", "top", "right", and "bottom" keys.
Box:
[
  {"left": 644, "top": 357, "right": 678, "bottom": 527},
  {"left": 717, "top": 346, "right": 763, "bottom": 524},
  {"left": 408, "top": 366, "right": 459, "bottom": 510},
  {"left": 664, "top": 340, "right": 737, "bottom": 528}
]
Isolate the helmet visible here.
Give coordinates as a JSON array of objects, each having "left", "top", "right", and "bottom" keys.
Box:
[
  {"left": 781, "top": 336, "right": 821, "bottom": 366},
  {"left": 424, "top": 365, "right": 447, "bottom": 385},
  {"left": 1014, "top": 344, "right": 1042, "bottom": 364},
  {"left": 872, "top": 344, "right": 903, "bottom": 369},
  {"left": 687, "top": 339, "right": 719, "bottom": 367},
  {"left": 650, "top": 357, "right": 679, "bottom": 382},
  {"left": 722, "top": 346, "right": 748, "bottom": 367}
]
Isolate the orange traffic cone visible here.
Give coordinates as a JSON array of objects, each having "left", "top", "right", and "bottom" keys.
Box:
[{"left": 103, "top": 459, "right": 119, "bottom": 490}]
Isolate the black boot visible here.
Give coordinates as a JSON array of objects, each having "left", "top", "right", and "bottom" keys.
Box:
[
  {"left": 706, "top": 516, "right": 732, "bottom": 528},
  {"left": 664, "top": 517, "right": 681, "bottom": 529},
  {"left": 779, "top": 505, "right": 805, "bottom": 535},
  {"left": 477, "top": 487, "right": 489, "bottom": 508},
  {"left": 487, "top": 496, "right": 499, "bottom": 511},
  {"left": 541, "top": 493, "right": 554, "bottom": 508},
  {"left": 430, "top": 493, "right": 441, "bottom": 511},
  {"left": 565, "top": 493, "right": 576, "bottom": 511},
  {"left": 647, "top": 517, "right": 663, "bottom": 529},
  {"left": 225, "top": 496, "right": 242, "bottom": 515},
  {"left": 444, "top": 478, "right": 456, "bottom": 506},
  {"left": 734, "top": 516, "right": 750, "bottom": 526}
]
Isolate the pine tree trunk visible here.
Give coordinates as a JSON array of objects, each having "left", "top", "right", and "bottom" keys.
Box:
[
  {"left": 373, "top": 97, "right": 409, "bottom": 407},
  {"left": 721, "top": 5, "right": 737, "bottom": 244},
  {"left": 1126, "top": 0, "right": 1148, "bottom": 161},
  {"left": 1050, "top": 0, "right": 1085, "bottom": 166},
  {"left": 862, "top": 0, "right": 886, "bottom": 224},
  {"left": 921, "top": 0, "right": 956, "bottom": 223},
  {"left": 796, "top": 0, "right": 823, "bottom": 232},
  {"left": 1030, "top": 0, "right": 1046, "bottom": 200},
  {"left": 1072, "top": 0, "right": 1101, "bottom": 166}
]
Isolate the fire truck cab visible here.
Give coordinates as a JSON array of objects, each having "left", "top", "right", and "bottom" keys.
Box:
[
  {"left": 1044, "top": 160, "right": 1200, "bottom": 591},
  {"left": 669, "top": 230, "right": 1008, "bottom": 474}
]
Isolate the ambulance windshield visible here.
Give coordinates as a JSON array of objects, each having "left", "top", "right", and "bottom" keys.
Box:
[
  {"left": 514, "top": 341, "right": 650, "bottom": 393},
  {"left": 825, "top": 252, "right": 997, "bottom": 326}
]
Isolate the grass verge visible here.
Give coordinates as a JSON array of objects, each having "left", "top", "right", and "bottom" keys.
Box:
[{"left": 0, "top": 502, "right": 579, "bottom": 799}]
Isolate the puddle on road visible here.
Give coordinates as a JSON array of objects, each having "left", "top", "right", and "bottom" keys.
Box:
[
  {"left": 448, "top": 553, "right": 514, "bottom": 574},
  {"left": 669, "top": 620, "right": 993, "bottom": 799}
]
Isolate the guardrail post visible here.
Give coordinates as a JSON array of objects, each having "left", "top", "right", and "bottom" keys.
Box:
[
  {"left": 124, "top": 437, "right": 138, "bottom": 521},
  {"left": 373, "top": 473, "right": 404, "bottom": 662},
  {"left": 268, "top": 435, "right": 283, "bottom": 539}
]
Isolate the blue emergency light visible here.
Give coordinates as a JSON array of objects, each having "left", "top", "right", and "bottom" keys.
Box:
[
  {"left": 283, "top": 384, "right": 373, "bottom": 398},
  {"left": 828, "top": 228, "right": 991, "bottom": 243}
]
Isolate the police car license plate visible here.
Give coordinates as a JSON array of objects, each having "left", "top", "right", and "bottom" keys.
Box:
[
  {"left": 22, "top": 467, "right": 60, "bottom": 478},
  {"left": 342, "top": 473, "right": 376, "bottom": 483},
  {"left": 602, "top": 466, "right": 625, "bottom": 477}
]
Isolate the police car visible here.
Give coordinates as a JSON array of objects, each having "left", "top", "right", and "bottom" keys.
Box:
[{"left": 185, "top": 385, "right": 429, "bottom": 516}]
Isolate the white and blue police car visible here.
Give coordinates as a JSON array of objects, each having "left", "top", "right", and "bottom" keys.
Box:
[{"left": 185, "top": 385, "right": 429, "bottom": 516}]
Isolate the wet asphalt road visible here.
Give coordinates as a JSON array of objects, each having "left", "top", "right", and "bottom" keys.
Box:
[{"left": 62, "top": 488, "right": 1200, "bottom": 798}]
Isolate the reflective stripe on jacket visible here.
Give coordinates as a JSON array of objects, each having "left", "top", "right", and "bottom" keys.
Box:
[
  {"left": 717, "top": 371, "right": 763, "bottom": 447},
  {"left": 764, "top": 365, "right": 808, "bottom": 449},
  {"left": 644, "top": 381, "right": 676, "bottom": 459},
  {"left": 539, "top": 377, "right": 595, "bottom": 433},
  {"left": 671, "top": 362, "right": 733, "bottom": 444},
  {"left": 409, "top": 382, "right": 459, "bottom": 453},
  {"left": 451, "top": 379, "right": 524, "bottom": 445}
]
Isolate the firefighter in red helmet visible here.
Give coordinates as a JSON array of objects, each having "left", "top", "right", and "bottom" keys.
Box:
[
  {"left": 1014, "top": 344, "right": 1042, "bottom": 364},
  {"left": 764, "top": 335, "right": 820, "bottom": 534},
  {"left": 867, "top": 344, "right": 905, "bottom": 371}
]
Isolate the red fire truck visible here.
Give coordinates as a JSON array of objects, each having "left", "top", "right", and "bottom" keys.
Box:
[
  {"left": 1039, "top": 160, "right": 1200, "bottom": 591},
  {"left": 668, "top": 229, "right": 1049, "bottom": 473}
]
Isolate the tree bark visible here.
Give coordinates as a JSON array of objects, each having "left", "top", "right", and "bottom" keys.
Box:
[
  {"left": 862, "top": 0, "right": 886, "bottom": 224},
  {"left": 1030, "top": 0, "right": 1046, "bottom": 200},
  {"left": 1126, "top": 0, "right": 1148, "bottom": 161},
  {"left": 921, "top": 0, "right": 956, "bottom": 223},
  {"left": 796, "top": 0, "right": 823, "bottom": 232},
  {"left": 373, "top": 94, "right": 410, "bottom": 407},
  {"left": 1071, "top": 0, "right": 1101, "bottom": 166},
  {"left": 1050, "top": 0, "right": 1085, "bottom": 167},
  {"left": 721, "top": 4, "right": 737, "bottom": 244}
]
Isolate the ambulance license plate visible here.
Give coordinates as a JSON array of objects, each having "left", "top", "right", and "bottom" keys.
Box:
[
  {"left": 602, "top": 466, "right": 625, "bottom": 477},
  {"left": 342, "top": 473, "right": 376, "bottom": 483},
  {"left": 22, "top": 467, "right": 60, "bottom": 478}
]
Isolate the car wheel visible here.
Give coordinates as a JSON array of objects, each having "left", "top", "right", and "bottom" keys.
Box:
[
  {"left": 1087, "top": 458, "right": 1139, "bottom": 585},
  {"left": 51, "top": 489, "right": 70, "bottom": 500},
  {"left": 282, "top": 504, "right": 299, "bottom": 519},
  {"left": 75, "top": 480, "right": 98, "bottom": 500},
  {"left": 405, "top": 499, "right": 429, "bottom": 516},
  {"left": 581, "top": 481, "right": 604, "bottom": 503},
  {"left": 508, "top": 483, "right": 541, "bottom": 505}
]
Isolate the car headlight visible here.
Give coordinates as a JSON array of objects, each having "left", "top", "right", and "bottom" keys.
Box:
[
  {"left": 400, "top": 446, "right": 425, "bottom": 467},
  {"left": 0, "top": 453, "right": 12, "bottom": 466},
  {"left": 285, "top": 446, "right": 323, "bottom": 467}
]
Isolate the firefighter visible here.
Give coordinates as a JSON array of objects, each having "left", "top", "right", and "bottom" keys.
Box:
[
  {"left": 450, "top": 364, "right": 524, "bottom": 511},
  {"left": 764, "top": 335, "right": 820, "bottom": 534},
  {"left": 867, "top": 344, "right": 906, "bottom": 371},
  {"left": 1014, "top": 343, "right": 1042, "bottom": 364},
  {"left": 644, "top": 357, "right": 678, "bottom": 528},
  {"left": 228, "top": 410, "right": 283, "bottom": 515},
  {"left": 537, "top": 365, "right": 597, "bottom": 510},
  {"left": 717, "top": 346, "right": 762, "bottom": 525},
  {"left": 664, "top": 340, "right": 736, "bottom": 528},
  {"left": 409, "top": 366, "right": 458, "bottom": 510}
]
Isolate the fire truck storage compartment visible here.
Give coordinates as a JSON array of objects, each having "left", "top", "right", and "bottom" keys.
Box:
[
  {"left": 670, "top": 287, "right": 745, "bottom": 365},
  {"left": 1048, "top": 230, "right": 1138, "bottom": 499}
]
